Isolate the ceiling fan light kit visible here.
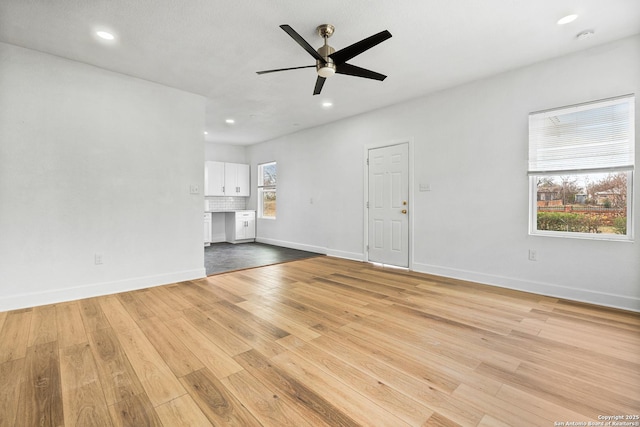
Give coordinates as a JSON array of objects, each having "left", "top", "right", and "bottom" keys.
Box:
[{"left": 256, "top": 23, "right": 392, "bottom": 95}]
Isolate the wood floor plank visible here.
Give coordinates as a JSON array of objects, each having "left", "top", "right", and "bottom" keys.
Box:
[
  {"left": 476, "top": 414, "right": 512, "bottom": 427},
  {"left": 198, "top": 277, "right": 247, "bottom": 303},
  {"left": 87, "top": 327, "right": 145, "bottom": 406},
  {"left": 273, "top": 349, "right": 413, "bottom": 427},
  {"left": 423, "top": 412, "right": 465, "bottom": 427},
  {"left": 137, "top": 317, "right": 204, "bottom": 378},
  {"left": 308, "top": 332, "right": 485, "bottom": 426},
  {"left": 494, "top": 383, "right": 588, "bottom": 423},
  {"left": 221, "top": 369, "right": 320, "bottom": 427},
  {"left": 180, "top": 367, "right": 262, "bottom": 426},
  {"left": 167, "top": 281, "right": 219, "bottom": 311},
  {"left": 234, "top": 349, "right": 361, "bottom": 427},
  {"left": 56, "top": 302, "right": 88, "bottom": 348},
  {"left": 206, "top": 301, "right": 288, "bottom": 357},
  {"left": 99, "top": 297, "right": 139, "bottom": 333},
  {"left": 79, "top": 298, "right": 111, "bottom": 332},
  {"left": 116, "top": 292, "right": 155, "bottom": 323},
  {"left": 128, "top": 288, "right": 181, "bottom": 321},
  {"left": 0, "top": 311, "right": 7, "bottom": 333},
  {"left": 148, "top": 284, "right": 194, "bottom": 312},
  {"left": 0, "top": 358, "right": 24, "bottom": 427},
  {"left": 60, "top": 343, "right": 112, "bottom": 427},
  {"left": 155, "top": 394, "right": 213, "bottom": 427},
  {"left": 181, "top": 307, "right": 252, "bottom": 356},
  {"left": 108, "top": 392, "right": 163, "bottom": 427},
  {"left": 286, "top": 342, "right": 434, "bottom": 426},
  {"left": 235, "top": 300, "right": 322, "bottom": 342},
  {"left": 16, "top": 341, "right": 64, "bottom": 427},
  {"left": 28, "top": 304, "right": 58, "bottom": 346},
  {"left": 452, "top": 383, "right": 550, "bottom": 427},
  {"left": 165, "top": 316, "right": 244, "bottom": 379},
  {"left": 114, "top": 327, "right": 185, "bottom": 407},
  {"left": 0, "top": 309, "right": 32, "bottom": 363},
  {"left": 0, "top": 256, "right": 638, "bottom": 427}
]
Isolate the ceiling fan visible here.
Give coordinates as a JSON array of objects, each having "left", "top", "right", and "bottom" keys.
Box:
[{"left": 257, "top": 24, "right": 392, "bottom": 95}]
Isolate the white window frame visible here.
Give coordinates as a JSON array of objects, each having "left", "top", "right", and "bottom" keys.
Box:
[
  {"left": 528, "top": 95, "right": 635, "bottom": 241},
  {"left": 257, "top": 161, "right": 276, "bottom": 219}
]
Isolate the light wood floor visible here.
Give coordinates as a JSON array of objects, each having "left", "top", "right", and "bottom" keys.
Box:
[{"left": 1, "top": 257, "right": 639, "bottom": 426}]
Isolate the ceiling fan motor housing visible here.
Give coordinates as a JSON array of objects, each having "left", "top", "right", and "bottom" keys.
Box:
[{"left": 316, "top": 44, "right": 336, "bottom": 76}]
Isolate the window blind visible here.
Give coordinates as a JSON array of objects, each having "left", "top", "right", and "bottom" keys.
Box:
[{"left": 528, "top": 95, "right": 635, "bottom": 174}]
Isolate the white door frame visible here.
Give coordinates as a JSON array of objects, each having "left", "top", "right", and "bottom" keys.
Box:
[{"left": 363, "top": 137, "right": 414, "bottom": 269}]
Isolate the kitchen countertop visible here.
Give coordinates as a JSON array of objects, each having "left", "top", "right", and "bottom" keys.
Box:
[{"left": 205, "top": 209, "right": 255, "bottom": 213}]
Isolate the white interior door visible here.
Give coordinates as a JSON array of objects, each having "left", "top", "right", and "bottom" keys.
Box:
[{"left": 367, "top": 143, "right": 409, "bottom": 267}]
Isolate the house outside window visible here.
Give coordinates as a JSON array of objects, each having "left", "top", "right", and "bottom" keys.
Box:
[
  {"left": 258, "top": 162, "right": 277, "bottom": 219},
  {"left": 528, "top": 95, "right": 635, "bottom": 240}
]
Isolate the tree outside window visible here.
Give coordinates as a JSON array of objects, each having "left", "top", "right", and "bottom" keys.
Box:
[{"left": 258, "top": 162, "right": 276, "bottom": 219}]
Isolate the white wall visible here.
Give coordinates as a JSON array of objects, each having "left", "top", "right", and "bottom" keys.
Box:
[
  {"left": 0, "top": 43, "right": 207, "bottom": 311},
  {"left": 205, "top": 141, "right": 246, "bottom": 163},
  {"left": 247, "top": 35, "right": 640, "bottom": 311}
]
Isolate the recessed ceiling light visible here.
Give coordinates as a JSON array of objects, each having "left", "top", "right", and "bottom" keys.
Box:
[
  {"left": 322, "top": 102, "right": 333, "bottom": 108},
  {"left": 225, "top": 119, "right": 235, "bottom": 124},
  {"left": 96, "top": 31, "right": 115, "bottom": 40},
  {"left": 577, "top": 30, "right": 595, "bottom": 40},
  {"left": 204, "top": 131, "right": 208, "bottom": 135},
  {"left": 557, "top": 14, "right": 578, "bottom": 25}
]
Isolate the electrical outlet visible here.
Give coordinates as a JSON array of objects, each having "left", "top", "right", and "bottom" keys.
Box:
[
  {"left": 528, "top": 249, "right": 537, "bottom": 261},
  {"left": 95, "top": 253, "right": 103, "bottom": 265},
  {"left": 190, "top": 184, "right": 200, "bottom": 194}
]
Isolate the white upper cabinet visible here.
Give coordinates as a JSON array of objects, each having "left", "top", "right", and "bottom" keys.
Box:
[
  {"left": 223, "top": 162, "right": 250, "bottom": 196},
  {"left": 204, "top": 161, "right": 225, "bottom": 196},
  {"left": 205, "top": 161, "right": 249, "bottom": 196}
]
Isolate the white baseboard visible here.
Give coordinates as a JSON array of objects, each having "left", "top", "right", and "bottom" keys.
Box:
[
  {"left": 0, "top": 268, "right": 206, "bottom": 312},
  {"left": 412, "top": 261, "right": 639, "bottom": 312},
  {"left": 255, "top": 237, "right": 366, "bottom": 262},
  {"left": 255, "top": 237, "right": 326, "bottom": 255},
  {"left": 326, "top": 249, "right": 365, "bottom": 261}
]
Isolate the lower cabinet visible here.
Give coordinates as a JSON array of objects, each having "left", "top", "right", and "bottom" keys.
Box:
[{"left": 225, "top": 210, "right": 256, "bottom": 243}]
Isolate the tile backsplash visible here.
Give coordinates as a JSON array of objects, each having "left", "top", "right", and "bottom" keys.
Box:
[{"left": 205, "top": 197, "right": 247, "bottom": 211}]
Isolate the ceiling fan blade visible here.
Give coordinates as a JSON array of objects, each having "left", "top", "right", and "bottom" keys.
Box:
[
  {"left": 336, "top": 63, "right": 387, "bottom": 81},
  {"left": 280, "top": 24, "right": 325, "bottom": 62},
  {"left": 313, "top": 76, "right": 326, "bottom": 95},
  {"left": 329, "top": 30, "right": 392, "bottom": 64},
  {"left": 256, "top": 65, "right": 315, "bottom": 75}
]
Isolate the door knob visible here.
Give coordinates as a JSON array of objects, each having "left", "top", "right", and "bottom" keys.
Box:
[{"left": 401, "top": 209, "right": 407, "bottom": 214}]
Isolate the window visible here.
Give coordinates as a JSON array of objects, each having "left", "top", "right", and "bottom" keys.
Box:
[
  {"left": 258, "top": 162, "right": 277, "bottom": 219},
  {"left": 528, "top": 95, "right": 635, "bottom": 240}
]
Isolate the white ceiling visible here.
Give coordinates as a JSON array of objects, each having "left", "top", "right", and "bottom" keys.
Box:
[{"left": 1, "top": 1, "right": 639, "bottom": 145}]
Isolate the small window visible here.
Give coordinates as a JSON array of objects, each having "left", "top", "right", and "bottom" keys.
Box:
[
  {"left": 258, "top": 162, "right": 277, "bottom": 219},
  {"left": 528, "top": 95, "right": 635, "bottom": 240}
]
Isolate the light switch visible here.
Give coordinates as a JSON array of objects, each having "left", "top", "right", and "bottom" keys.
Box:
[{"left": 419, "top": 183, "right": 431, "bottom": 192}]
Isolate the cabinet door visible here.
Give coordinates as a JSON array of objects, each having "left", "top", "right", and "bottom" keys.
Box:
[
  {"left": 235, "top": 218, "right": 246, "bottom": 239},
  {"left": 236, "top": 163, "right": 250, "bottom": 196},
  {"left": 223, "top": 163, "right": 236, "bottom": 196},
  {"left": 245, "top": 217, "right": 256, "bottom": 239},
  {"left": 205, "top": 161, "right": 225, "bottom": 196}
]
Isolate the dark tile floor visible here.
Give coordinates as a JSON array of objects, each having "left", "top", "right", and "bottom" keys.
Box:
[{"left": 204, "top": 242, "right": 323, "bottom": 275}]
